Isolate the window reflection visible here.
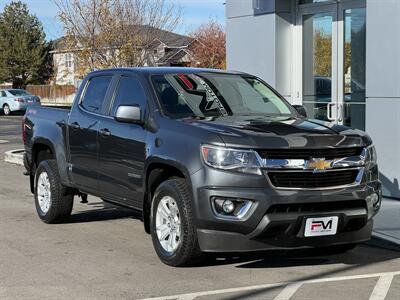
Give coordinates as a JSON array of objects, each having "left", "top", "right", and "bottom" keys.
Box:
[{"left": 343, "top": 8, "right": 366, "bottom": 130}]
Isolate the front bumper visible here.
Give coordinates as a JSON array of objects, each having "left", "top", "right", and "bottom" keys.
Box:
[
  {"left": 197, "top": 220, "right": 373, "bottom": 252},
  {"left": 191, "top": 167, "right": 381, "bottom": 252}
]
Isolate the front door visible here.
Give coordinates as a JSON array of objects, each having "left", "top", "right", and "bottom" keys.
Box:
[
  {"left": 97, "top": 75, "right": 147, "bottom": 208},
  {"left": 298, "top": 0, "right": 366, "bottom": 130}
]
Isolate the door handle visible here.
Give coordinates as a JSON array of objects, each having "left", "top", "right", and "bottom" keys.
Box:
[
  {"left": 70, "top": 122, "right": 80, "bottom": 130},
  {"left": 327, "top": 103, "right": 336, "bottom": 121},
  {"left": 100, "top": 128, "right": 111, "bottom": 136},
  {"left": 337, "top": 104, "right": 343, "bottom": 122}
]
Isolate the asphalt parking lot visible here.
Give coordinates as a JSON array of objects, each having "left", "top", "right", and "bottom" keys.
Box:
[{"left": 1, "top": 115, "right": 400, "bottom": 300}]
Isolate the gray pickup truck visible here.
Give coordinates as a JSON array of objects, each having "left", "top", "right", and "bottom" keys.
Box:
[{"left": 23, "top": 67, "right": 381, "bottom": 266}]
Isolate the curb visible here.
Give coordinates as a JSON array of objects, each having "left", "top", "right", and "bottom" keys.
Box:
[{"left": 4, "top": 149, "right": 24, "bottom": 166}]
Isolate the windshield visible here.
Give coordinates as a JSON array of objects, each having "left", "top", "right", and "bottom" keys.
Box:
[
  {"left": 8, "top": 89, "right": 31, "bottom": 96},
  {"left": 152, "top": 73, "right": 294, "bottom": 118}
]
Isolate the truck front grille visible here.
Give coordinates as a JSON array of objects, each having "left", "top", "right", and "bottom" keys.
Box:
[
  {"left": 258, "top": 147, "right": 363, "bottom": 160},
  {"left": 268, "top": 169, "right": 359, "bottom": 189}
]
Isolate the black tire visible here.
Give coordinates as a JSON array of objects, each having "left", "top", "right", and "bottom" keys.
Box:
[
  {"left": 2, "top": 104, "right": 10, "bottom": 116},
  {"left": 150, "top": 177, "right": 201, "bottom": 267},
  {"left": 34, "top": 159, "right": 74, "bottom": 223}
]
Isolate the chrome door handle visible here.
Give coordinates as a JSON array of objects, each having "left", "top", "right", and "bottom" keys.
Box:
[
  {"left": 100, "top": 128, "right": 111, "bottom": 136},
  {"left": 327, "top": 103, "right": 336, "bottom": 121},
  {"left": 337, "top": 104, "right": 343, "bottom": 122}
]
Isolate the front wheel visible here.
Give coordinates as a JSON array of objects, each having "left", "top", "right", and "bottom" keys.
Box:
[
  {"left": 34, "top": 159, "right": 74, "bottom": 223},
  {"left": 150, "top": 177, "right": 201, "bottom": 266}
]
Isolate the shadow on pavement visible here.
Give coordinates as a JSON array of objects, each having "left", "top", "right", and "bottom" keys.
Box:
[{"left": 189, "top": 238, "right": 400, "bottom": 269}]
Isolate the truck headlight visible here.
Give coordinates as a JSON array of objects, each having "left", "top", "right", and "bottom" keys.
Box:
[
  {"left": 365, "top": 145, "right": 377, "bottom": 164},
  {"left": 201, "top": 145, "right": 263, "bottom": 175}
]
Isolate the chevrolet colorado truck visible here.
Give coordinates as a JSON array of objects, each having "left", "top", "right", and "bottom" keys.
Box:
[{"left": 23, "top": 67, "right": 381, "bottom": 266}]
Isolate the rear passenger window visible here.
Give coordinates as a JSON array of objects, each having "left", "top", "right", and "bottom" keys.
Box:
[
  {"left": 111, "top": 76, "right": 146, "bottom": 116},
  {"left": 81, "top": 76, "right": 112, "bottom": 113}
]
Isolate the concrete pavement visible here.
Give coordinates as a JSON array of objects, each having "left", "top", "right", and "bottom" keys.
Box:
[{"left": 374, "top": 199, "right": 400, "bottom": 245}]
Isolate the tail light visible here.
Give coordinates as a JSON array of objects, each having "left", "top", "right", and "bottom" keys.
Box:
[{"left": 15, "top": 98, "right": 24, "bottom": 103}]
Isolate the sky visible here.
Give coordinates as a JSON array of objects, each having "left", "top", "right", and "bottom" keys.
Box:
[{"left": 0, "top": 0, "right": 226, "bottom": 41}]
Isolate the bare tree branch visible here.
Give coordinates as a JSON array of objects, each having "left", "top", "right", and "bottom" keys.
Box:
[{"left": 54, "top": 0, "right": 181, "bottom": 77}]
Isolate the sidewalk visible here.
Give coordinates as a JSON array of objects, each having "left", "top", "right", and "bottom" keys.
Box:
[{"left": 373, "top": 198, "right": 400, "bottom": 245}]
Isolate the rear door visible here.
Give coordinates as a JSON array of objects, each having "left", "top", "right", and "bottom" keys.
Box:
[
  {"left": 0, "top": 90, "right": 6, "bottom": 107},
  {"left": 68, "top": 75, "right": 113, "bottom": 193},
  {"left": 97, "top": 75, "right": 147, "bottom": 208}
]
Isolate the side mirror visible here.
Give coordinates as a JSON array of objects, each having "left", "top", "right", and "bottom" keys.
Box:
[
  {"left": 115, "top": 105, "right": 143, "bottom": 124},
  {"left": 293, "top": 105, "right": 307, "bottom": 118}
]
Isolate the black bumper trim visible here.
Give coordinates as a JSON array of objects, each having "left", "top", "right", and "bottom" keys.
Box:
[{"left": 197, "top": 218, "right": 373, "bottom": 252}]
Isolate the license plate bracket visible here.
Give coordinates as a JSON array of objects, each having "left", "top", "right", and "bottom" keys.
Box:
[{"left": 304, "top": 216, "right": 339, "bottom": 237}]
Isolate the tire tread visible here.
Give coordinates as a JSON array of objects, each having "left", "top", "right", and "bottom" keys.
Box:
[{"left": 35, "top": 159, "right": 73, "bottom": 223}]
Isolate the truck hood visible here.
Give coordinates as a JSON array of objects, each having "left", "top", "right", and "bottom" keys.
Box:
[{"left": 181, "top": 115, "right": 371, "bottom": 149}]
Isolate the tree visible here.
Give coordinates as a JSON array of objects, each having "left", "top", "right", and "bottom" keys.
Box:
[
  {"left": 189, "top": 20, "right": 226, "bottom": 70},
  {"left": 55, "top": 0, "right": 181, "bottom": 77},
  {"left": 314, "top": 30, "right": 331, "bottom": 77},
  {"left": 0, "top": 1, "right": 50, "bottom": 88}
]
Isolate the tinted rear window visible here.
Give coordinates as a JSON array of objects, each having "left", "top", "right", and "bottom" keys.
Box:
[{"left": 81, "top": 76, "right": 112, "bottom": 113}]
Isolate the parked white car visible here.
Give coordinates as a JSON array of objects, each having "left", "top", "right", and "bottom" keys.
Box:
[{"left": 0, "top": 89, "right": 41, "bottom": 116}]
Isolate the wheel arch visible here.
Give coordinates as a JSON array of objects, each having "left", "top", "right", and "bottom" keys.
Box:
[
  {"left": 143, "top": 159, "right": 192, "bottom": 234},
  {"left": 30, "top": 140, "right": 55, "bottom": 193}
]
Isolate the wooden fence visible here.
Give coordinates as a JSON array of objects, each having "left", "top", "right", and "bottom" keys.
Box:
[
  {"left": 26, "top": 85, "right": 76, "bottom": 99},
  {"left": 0, "top": 84, "right": 76, "bottom": 98},
  {"left": 0, "top": 84, "right": 77, "bottom": 106}
]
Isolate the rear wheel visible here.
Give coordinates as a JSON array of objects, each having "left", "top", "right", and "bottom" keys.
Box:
[
  {"left": 34, "top": 159, "right": 74, "bottom": 223},
  {"left": 2, "top": 104, "right": 10, "bottom": 116},
  {"left": 150, "top": 177, "right": 201, "bottom": 266}
]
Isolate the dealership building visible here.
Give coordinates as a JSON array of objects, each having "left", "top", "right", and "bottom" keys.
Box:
[{"left": 226, "top": 0, "right": 400, "bottom": 198}]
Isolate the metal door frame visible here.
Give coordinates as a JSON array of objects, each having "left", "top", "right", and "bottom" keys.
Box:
[{"left": 294, "top": 0, "right": 366, "bottom": 124}]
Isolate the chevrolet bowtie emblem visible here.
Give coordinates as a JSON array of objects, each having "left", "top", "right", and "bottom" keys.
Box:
[{"left": 307, "top": 158, "right": 332, "bottom": 172}]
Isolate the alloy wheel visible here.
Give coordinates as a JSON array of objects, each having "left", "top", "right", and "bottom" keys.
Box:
[
  {"left": 37, "top": 171, "right": 51, "bottom": 213},
  {"left": 155, "top": 196, "right": 181, "bottom": 253}
]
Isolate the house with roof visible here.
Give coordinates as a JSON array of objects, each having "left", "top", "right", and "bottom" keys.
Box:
[{"left": 51, "top": 26, "right": 194, "bottom": 86}]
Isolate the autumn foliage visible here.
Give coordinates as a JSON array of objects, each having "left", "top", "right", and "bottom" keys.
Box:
[{"left": 190, "top": 20, "right": 226, "bottom": 70}]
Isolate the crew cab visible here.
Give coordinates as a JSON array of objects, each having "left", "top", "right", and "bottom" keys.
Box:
[{"left": 23, "top": 67, "right": 382, "bottom": 266}]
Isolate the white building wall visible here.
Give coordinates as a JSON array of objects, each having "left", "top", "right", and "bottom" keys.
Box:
[
  {"left": 366, "top": 0, "right": 400, "bottom": 198},
  {"left": 226, "top": 0, "right": 293, "bottom": 102},
  {"left": 53, "top": 52, "right": 76, "bottom": 86}
]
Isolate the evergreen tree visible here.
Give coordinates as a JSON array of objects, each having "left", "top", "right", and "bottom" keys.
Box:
[{"left": 0, "top": 1, "right": 51, "bottom": 88}]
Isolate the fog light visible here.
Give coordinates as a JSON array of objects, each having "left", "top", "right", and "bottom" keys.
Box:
[
  {"left": 212, "top": 198, "right": 253, "bottom": 219},
  {"left": 222, "top": 200, "right": 235, "bottom": 214},
  {"left": 371, "top": 192, "right": 380, "bottom": 209}
]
